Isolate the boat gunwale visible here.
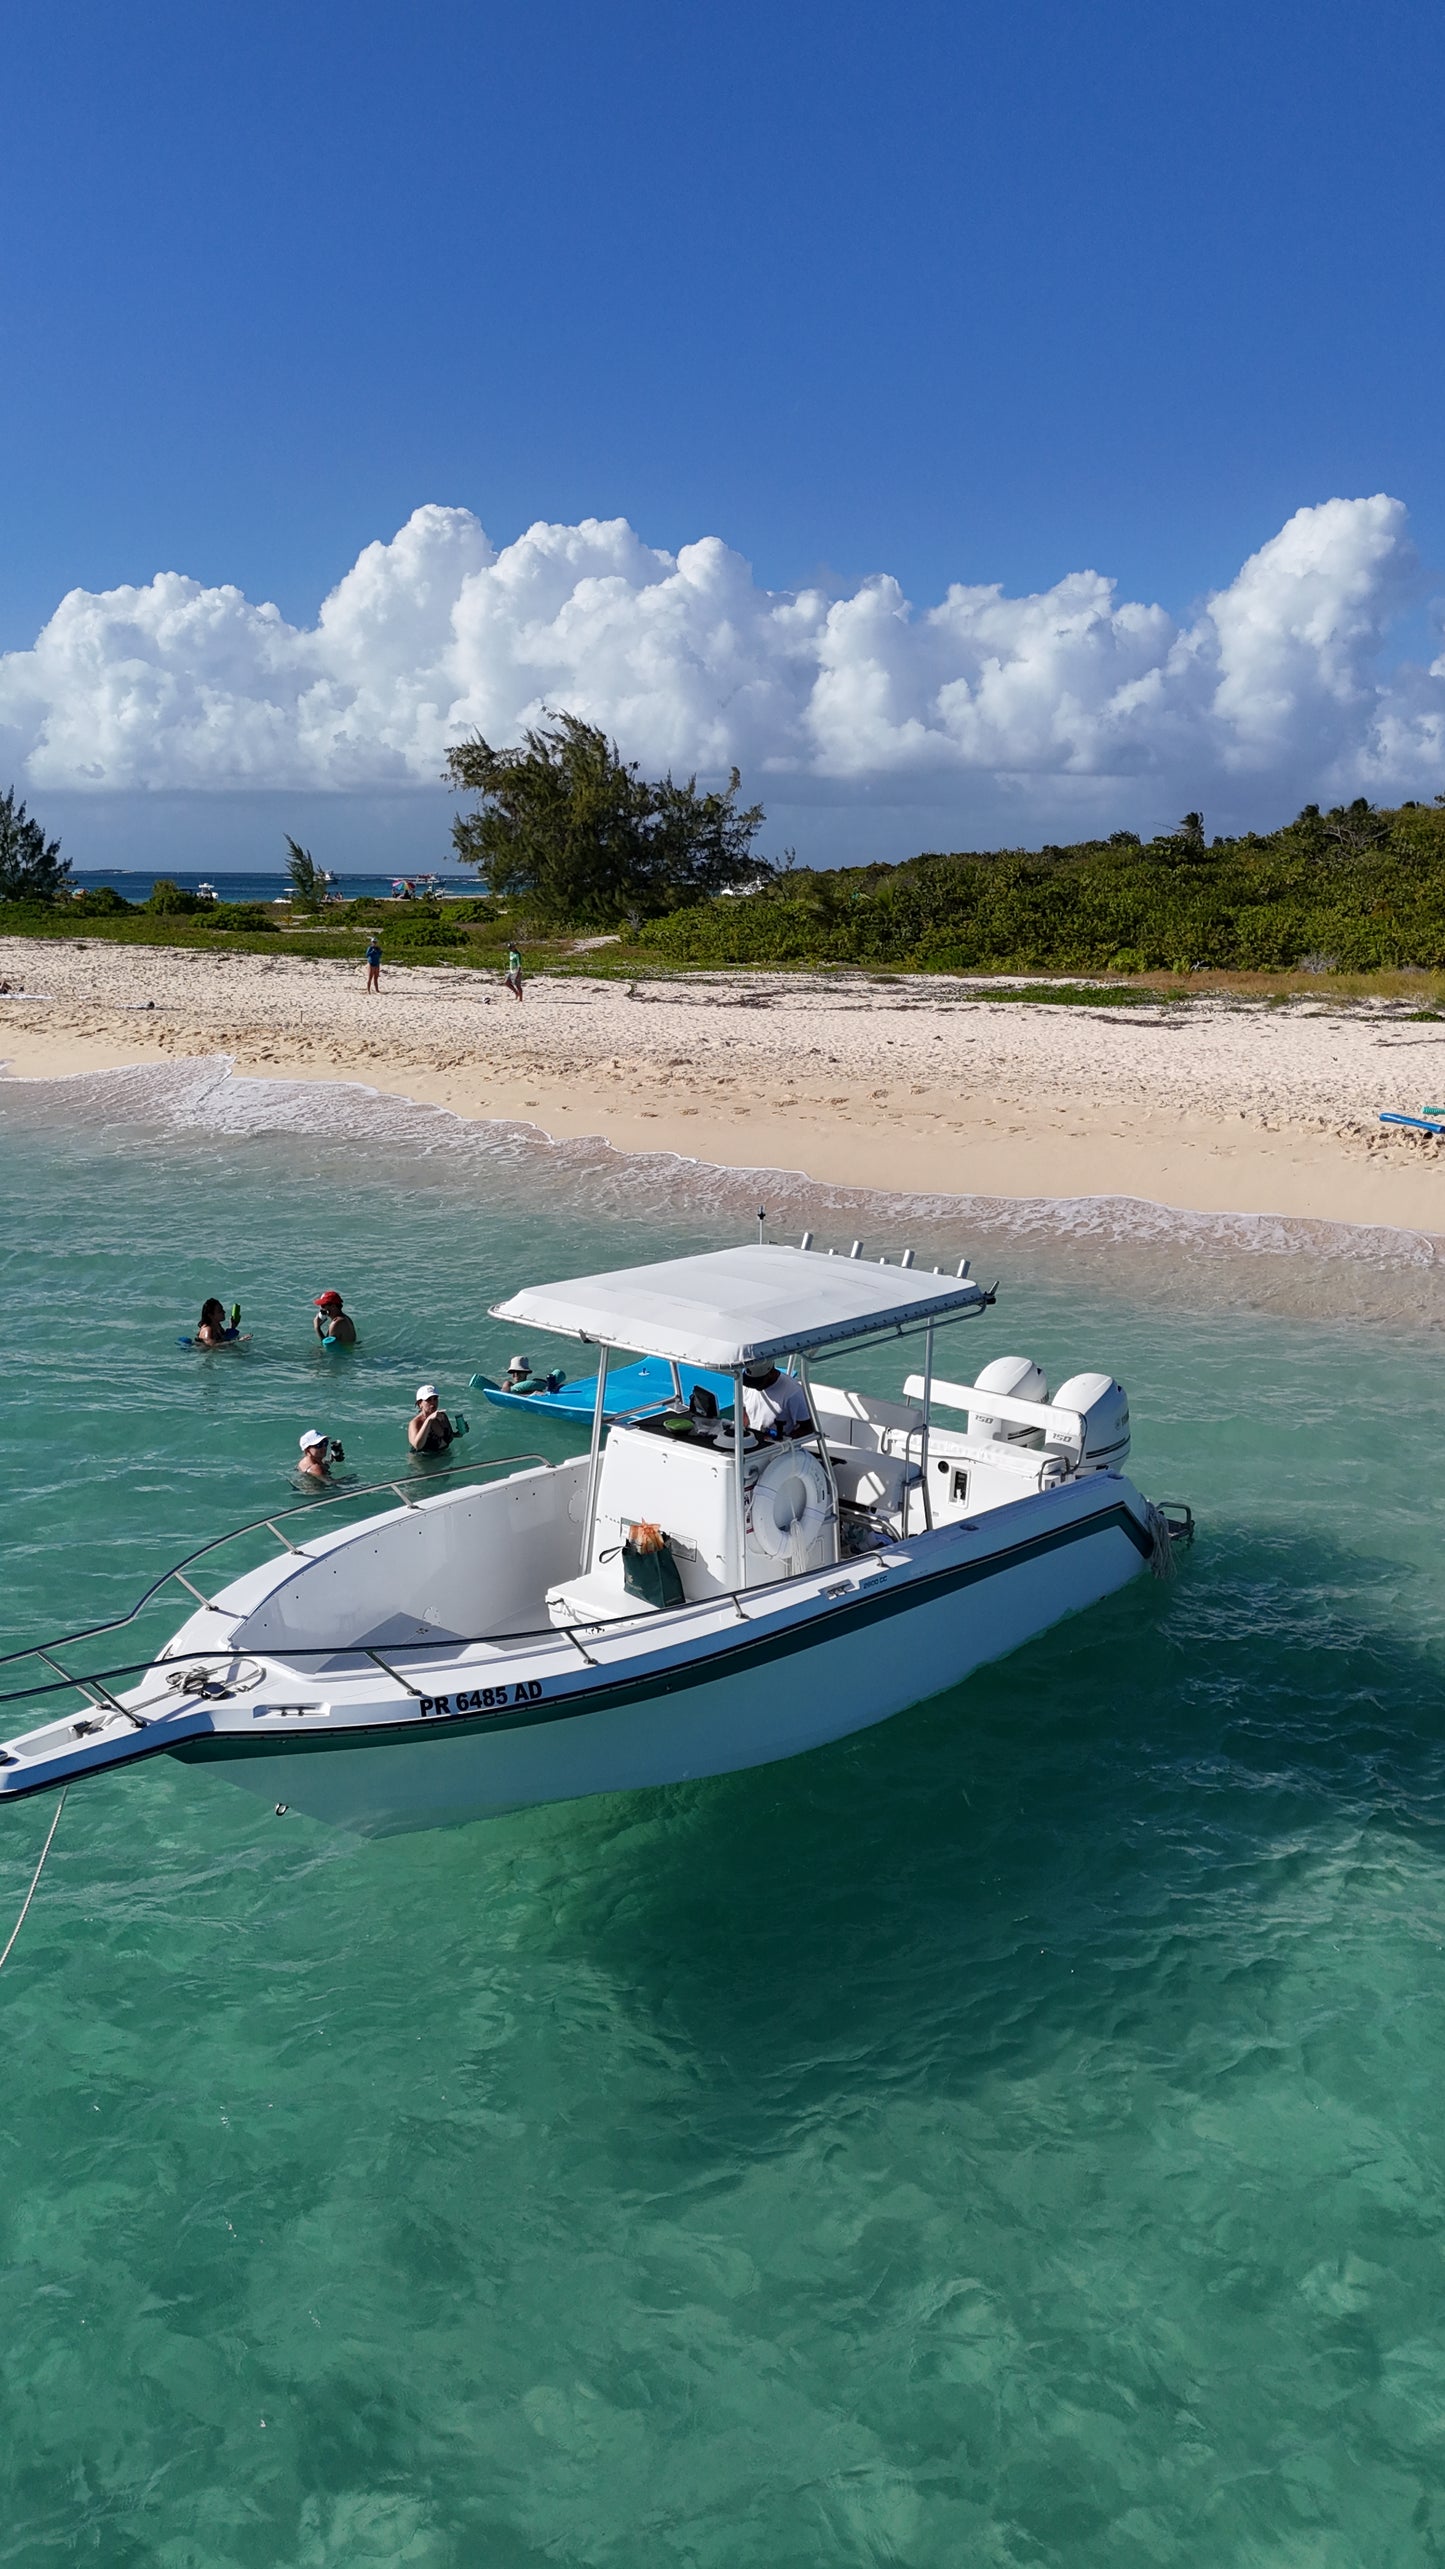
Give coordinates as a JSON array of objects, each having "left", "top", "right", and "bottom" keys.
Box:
[
  {"left": 0, "top": 1484, "right": 1153, "bottom": 1807},
  {"left": 176, "top": 1490, "right": 1156, "bottom": 1758}
]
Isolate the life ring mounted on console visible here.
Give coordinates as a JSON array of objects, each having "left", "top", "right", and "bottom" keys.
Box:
[{"left": 746, "top": 1445, "right": 834, "bottom": 1562}]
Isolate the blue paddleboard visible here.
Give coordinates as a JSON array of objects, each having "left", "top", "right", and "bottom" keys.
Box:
[{"left": 471, "top": 1356, "right": 734, "bottom": 1423}]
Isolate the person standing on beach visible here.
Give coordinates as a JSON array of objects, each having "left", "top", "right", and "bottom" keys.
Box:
[
  {"left": 503, "top": 943, "right": 524, "bottom": 1002},
  {"left": 313, "top": 1290, "right": 357, "bottom": 1346},
  {"left": 365, "top": 934, "right": 382, "bottom": 993}
]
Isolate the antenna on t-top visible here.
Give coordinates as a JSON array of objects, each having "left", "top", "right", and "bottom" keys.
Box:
[{"left": 756, "top": 1206, "right": 767, "bottom": 1244}]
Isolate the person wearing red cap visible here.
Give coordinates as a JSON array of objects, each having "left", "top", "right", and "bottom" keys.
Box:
[{"left": 313, "top": 1289, "right": 357, "bottom": 1347}]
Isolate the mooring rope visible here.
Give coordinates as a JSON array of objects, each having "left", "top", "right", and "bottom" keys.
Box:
[
  {"left": 0, "top": 1788, "right": 68, "bottom": 1976},
  {"left": 1144, "top": 1502, "right": 1178, "bottom": 1582}
]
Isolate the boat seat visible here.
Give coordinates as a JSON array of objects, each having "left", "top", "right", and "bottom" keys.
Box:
[{"left": 545, "top": 1570, "right": 660, "bottom": 1630}]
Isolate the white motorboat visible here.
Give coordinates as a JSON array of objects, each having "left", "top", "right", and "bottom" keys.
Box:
[{"left": 0, "top": 1242, "right": 1189, "bottom": 1835}]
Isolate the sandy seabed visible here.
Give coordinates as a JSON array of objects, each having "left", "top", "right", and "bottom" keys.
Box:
[{"left": 4, "top": 935, "right": 1445, "bottom": 1235}]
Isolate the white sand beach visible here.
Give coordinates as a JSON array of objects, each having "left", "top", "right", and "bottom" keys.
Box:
[{"left": 4, "top": 935, "right": 1445, "bottom": 1232}]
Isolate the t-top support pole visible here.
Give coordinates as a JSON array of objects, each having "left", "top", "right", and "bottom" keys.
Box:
[
  {"left": 919, "top": 1322, "right": 935, "bottom": 1532},
  {"left": 733, "top": 1371, "right": 749, "bottom": 1591},
  {"left": 581, "top": 1346, "right": 611, "bottom": 1571}
]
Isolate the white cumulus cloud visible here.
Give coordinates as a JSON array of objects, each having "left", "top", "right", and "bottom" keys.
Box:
[{"left": 2, "top": 495, "right": 1442, "bottom": 840}]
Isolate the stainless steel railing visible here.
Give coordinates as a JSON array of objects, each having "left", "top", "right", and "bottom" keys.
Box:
[{"left": 0, "top": 1455, "right": 552, "bottom": 1713}]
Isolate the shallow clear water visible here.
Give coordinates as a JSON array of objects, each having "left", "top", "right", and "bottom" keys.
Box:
[{"left": 3, "top": 1065, "right": 1445, "bottom": 2565}]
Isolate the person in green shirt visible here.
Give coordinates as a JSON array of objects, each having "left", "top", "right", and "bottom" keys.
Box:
[{"left": 503, "top": 945, "right": 524, "bottom": 1002}]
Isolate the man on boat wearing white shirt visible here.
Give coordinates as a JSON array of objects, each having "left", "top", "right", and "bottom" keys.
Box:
[{"left": 741, "top": 1360, "right": 813, "bottom": 1439}]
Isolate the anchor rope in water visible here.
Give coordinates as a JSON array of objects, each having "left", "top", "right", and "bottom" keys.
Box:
[
  {"left": 0, "top": 1788, "right": 68, "bottom": 1975},
  {"left": 1145, "top": 1502, "right": 1179, "bottom": 1581}
]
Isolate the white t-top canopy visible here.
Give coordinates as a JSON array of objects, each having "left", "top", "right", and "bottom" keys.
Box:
[{"left": 489, "top": 1243, "right": 987, "bottom": 1370}]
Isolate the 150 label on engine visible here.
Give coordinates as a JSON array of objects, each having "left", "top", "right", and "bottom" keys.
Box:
[{"left": 417, "top": 1681, "right": 545, "bottom": 1717}]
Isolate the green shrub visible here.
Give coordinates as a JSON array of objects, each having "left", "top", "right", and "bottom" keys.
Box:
[
  {"left": 637, "top": 801, "right": 1445, "bottom": 975},
  {"left": 67, "top": 885, "right": 132, "bottom": 915},
  {"left": 443, "top": 895, "right": 504, "bottom": 925},
  {"left": 210, "top": 902, "right": 279, "bottom": 931},
  {"left": 380, "top": 905, "right": 465, "bottom": 947},
  {"left": 145, "top": 878, "right": 204, "bottom": 915}
]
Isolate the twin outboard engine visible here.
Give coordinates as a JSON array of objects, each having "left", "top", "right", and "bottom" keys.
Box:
[
  {"left": 1050, "top": 1372, "right": 1131, "bottom": 1472},
  {"left": 967, "top": 1356, "right": 1131, "bottom": 1474}
]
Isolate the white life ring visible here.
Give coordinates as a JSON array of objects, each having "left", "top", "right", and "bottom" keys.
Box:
[{"left": 746, "top": 1445, "right": 833, "bottom": 1561}]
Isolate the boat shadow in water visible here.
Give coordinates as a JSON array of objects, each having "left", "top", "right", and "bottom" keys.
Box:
[{"left": 538, "top": 1512, "right": 1445, "bottom": 2099}]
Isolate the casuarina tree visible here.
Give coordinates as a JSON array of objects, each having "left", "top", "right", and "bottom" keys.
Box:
[
  {"left": 445, "top": 712, "right": 767, "bottom": 926},
  {"left": 285, "top": 836, "right": 327, "bottom": 907},
  {"left": 0, "top": 787, "right": 69, "bottom": 902}
]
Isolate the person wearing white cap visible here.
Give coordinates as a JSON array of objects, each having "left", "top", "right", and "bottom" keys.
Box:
[
  {"left": 408, "top": 1383, "right": 457, "bottom": 1454},
  {"left": 298, "top": 1428, "right": 334, "bottom": 1482}
]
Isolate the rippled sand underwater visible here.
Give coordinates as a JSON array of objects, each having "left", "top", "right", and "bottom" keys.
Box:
[{"left": 3, "top": 1063, "right": 1445, "bottom": 2567}]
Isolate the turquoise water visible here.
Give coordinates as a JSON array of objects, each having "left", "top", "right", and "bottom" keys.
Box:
[{"left": 4, "top": 1064, "right": 1445, "bottom": 2565}]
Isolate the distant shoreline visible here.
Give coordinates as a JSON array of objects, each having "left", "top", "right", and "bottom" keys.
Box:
[
  {"left": 4, "top": 932, "right": 1445, "bottom": 1237},
  {"left": 67, "top": 865, "right": 476, "bottom": 903}
]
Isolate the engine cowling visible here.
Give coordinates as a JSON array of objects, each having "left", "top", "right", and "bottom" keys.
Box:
[
  {"left": 1051, "top": 1372, "right": 1130, "bottom": 1472},
  {"left": 970, "top": 1355, "right": 1050, "bottom": 1446}
]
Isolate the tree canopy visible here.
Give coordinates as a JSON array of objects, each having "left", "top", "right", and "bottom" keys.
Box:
[
  {"left": 445, "top": 713, "right": 767, "bottom": 925},
  {"left": 0, "top": 788, "right": 69, "bottom": 902}
]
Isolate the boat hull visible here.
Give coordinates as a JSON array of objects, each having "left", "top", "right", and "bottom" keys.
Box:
[{"left": 172, "top": 1489, "right": 1154, "bottom": 1832}]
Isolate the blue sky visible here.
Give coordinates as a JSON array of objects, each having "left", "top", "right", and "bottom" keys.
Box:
[{"left": 3, "top": 0, "right": 1444, "bottom": 866}]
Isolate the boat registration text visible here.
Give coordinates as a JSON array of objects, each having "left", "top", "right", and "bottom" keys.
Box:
[{"left": 418, "top": 1681, "right": 546, "bottom": 1717}]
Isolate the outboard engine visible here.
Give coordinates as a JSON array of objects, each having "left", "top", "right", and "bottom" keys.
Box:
[
  {"left": 1050, "top": 1372, "right": 1130, "bottom": 1472},
  {"left": 969, "top": 1355, "right": 1050, "bottom": 1446}
]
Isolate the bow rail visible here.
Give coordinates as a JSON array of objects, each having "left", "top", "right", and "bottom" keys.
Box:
[{"left": 0, "top": 1455, "right": 550, "bottom": 1712}]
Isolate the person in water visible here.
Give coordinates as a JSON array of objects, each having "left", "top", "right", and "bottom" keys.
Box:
[
  {"left": 313, "top": 1290, "right": 357, "bottom": 1346},
  {"left": 297, "top": 1429, "right": 333, "bottom": 1481},
  {"left": 408, "top": 1384, "right": 456, "bottom": 1452},
  {"left": 195, "top": 1298, "right": 235, "bottom": 1347},
  {"left": 365, "top": 934, "right": 382, "bottom": 994},
  {"left": 741, "top": 1359, "right": 813, "bottom": 1439},
  {"left": 503, "top": 1353, "right": 565, "bottom": 1396}
]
